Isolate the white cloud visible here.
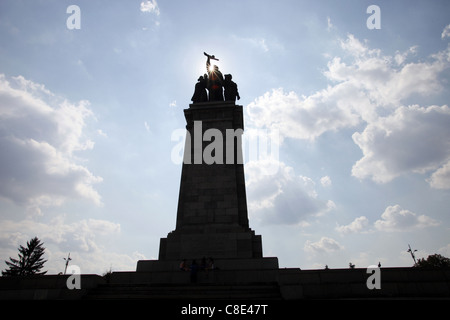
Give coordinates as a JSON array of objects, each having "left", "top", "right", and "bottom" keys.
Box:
[
  {"left": 441, "top": 24, "right": 450, "bottom": 39},
  {"left": 320, "top": 175, "right": 332, "bottom": 187},
  {"left": 326, "top": 16, "right": 334, "bottom": 32},
  {"left": 249, "top": 39, "right": 392, "bottom": 142},
  {"left": 248, "top": 33, "right": 450, "bottom": 186},
  {"left": 0, "top": 216, "right": 135, "bottom": 274},
  {"left": 246, "top": 35, "right": 450, "bottom": 236},
  {"left": 304, "top": 237, "right": 343, "bottom": 254},
  {"left": 339, "top": 34, "right": 379, "bottom": 58},
  {"left": 59, "top": 249, "right": 138, "bottom": 274},
  {"left": 428, "top": 160, "right": 450, "bottom": 189},
  {"left": 252, "top": 38, "right": 269, "bottom": 52},
  {"left": 374, "top": 205, "right": 439, "bottom": 232},
  {"left": 336, "top": 205, "right": 438, "bottom": 235},
  {"left": 97, "top": 129, "right": 108, "bottom": 138},
  {"left": 140, "top": 0, "right": 160, "bottom": 15},
  {"left": 336, "top": 216, "right": 370, "bottom": 234},
  {"left": 246, "top": 86, "right": 364, "bottom": 142},
  {"left": 394, "top": 46, "right": 418, "bottom": 66},
  {"left": 231, "top": 35, "right": 276, "bottom": 53},
  {"left": 438, "top": 243, "right": 450, "bottom": 257},
  {"left": 326, "top": 36, "right": 447, "bottom": 107},
  {"left": 0, "top": 216, "right": 120, "bottom": 252},
  {"left": 0, "top": 74, "right": 102, "bottom": 210},
  {"left": 247, "top": 36, "right": 442, "bottom": 141},
  {"left": 352, "top": 105, "right": 450, "bottom": 184},
  {"left": 246, "top": 159, "right": 332, "bottom": 225},
  {"left": 144, "top": 121, "right": 151, "bottom": 133}
]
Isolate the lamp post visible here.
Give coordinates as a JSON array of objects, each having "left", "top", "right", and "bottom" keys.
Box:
[
  {"left": 63, "top": 253, "right": 72, "bottom": 275},
  {"left": 407, "top": 244, "right": 418, "bottom": 266}
]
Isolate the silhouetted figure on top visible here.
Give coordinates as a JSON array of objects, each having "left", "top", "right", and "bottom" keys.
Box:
[
  {"left": 191, "top": 75, "right": 208, "bottom": 103},
  {"left": 190, "top": 259, "right": 198, "bottom": 283},
  {"left": 224, "top": 74, "right": 240, "bottom": 102},
  {"left": 205, "top": 53, "right": 224, "bottom": 101}
]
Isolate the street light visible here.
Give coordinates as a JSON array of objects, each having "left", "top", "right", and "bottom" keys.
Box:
[
  {"left": 63, "top": 253, "right": 72, "bottom": 275},
  {"left": 407, "top": 244, "right": 418, "bottom": 266}
]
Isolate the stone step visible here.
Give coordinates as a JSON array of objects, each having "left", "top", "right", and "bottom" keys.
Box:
[
  {"left": 109, "top": 269, "right": 279, "bottom": 285},
  {"left": 137, "top": 257, "right": 279, "bottom": 272},
  {"left": 84, "top": 283, "right": 282, "bottom": 300}
]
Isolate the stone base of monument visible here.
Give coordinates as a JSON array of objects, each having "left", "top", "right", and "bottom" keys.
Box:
[
  {"left": 2, "top": 267, "right": 450, "bottom": 300},
  {"left": 87, "top": 258, "right": 284, "bottom": 299},
  {"left": 133, "top": 257, "right": 279, "bottom": 285},
  {"left": 110, "top": 268, "right": 279, "bottom": 286},
  {"left": 136, "top": 257, "right": 279, "bottom": 273},
  {"left": 80, "top": 267, "right": 450, "bottom": 300},
  {"left": 158, "top": 229, "right": 264, "bottom": 260}
]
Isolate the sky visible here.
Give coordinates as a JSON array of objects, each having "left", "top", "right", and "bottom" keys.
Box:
[{"left": 0, "top": 0, "right": 450, "bottom": 274}]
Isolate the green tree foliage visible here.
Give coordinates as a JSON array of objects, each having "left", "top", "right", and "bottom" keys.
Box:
[
  {"left": 415, "top": 254, "right": 450, "bottom": 268},
  {"left": 2, "top": 237, "right": 47, "bottom": 276}
]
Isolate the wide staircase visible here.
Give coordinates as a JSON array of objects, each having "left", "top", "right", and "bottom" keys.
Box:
[{"left": 84, "top": 282, "right": 282, "bottom": 300}]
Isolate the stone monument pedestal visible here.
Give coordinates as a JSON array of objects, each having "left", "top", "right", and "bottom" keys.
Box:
[
  {"left": 137, "top": 101, "right": 278, "bottom": 281},
  {"left": 135, "top": 257, "right": 279, "bottom": 285},
  {"left": 159, "top": 227, "right": 263, "bottom": 261}
]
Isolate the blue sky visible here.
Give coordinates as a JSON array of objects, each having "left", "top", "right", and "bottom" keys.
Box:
[{"left": 1, "top": 0, "right": 450, "bottom": 274}]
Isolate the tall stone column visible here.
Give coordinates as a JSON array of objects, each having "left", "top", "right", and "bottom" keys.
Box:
[{"left": 158, "top": 101, "right": 264, "bottom": 260}]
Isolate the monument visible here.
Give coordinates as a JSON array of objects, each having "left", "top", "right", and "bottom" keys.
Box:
[
  {"left": 136, "top": 53, "right": 278, "bottom": 276},
  {"left": 2, "top": 54, "right": 449, "bottom": 301}
]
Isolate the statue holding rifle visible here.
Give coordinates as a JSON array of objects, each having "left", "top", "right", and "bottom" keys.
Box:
[
  {"left": 204, "top": 52, "right": 224, "bottom": 102},
  {"left": 191, "top": 52, "right": 240, "bottom": 104}
]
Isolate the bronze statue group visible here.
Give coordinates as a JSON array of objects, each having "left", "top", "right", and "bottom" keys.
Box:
[{"left": 191, "top": 52, "right": 240, "bottom": 104}]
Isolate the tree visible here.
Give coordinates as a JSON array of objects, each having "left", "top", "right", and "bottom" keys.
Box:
[
  {"left": 2, "top": 237, "right": 47, "bottom": 276},
  {"left": 415, "top": 254, "right": 450, "bottom": 268}
]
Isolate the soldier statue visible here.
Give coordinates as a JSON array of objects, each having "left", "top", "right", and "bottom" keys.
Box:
[{"left": 191, "top": 53, "right": 240, "bottom": 104}]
